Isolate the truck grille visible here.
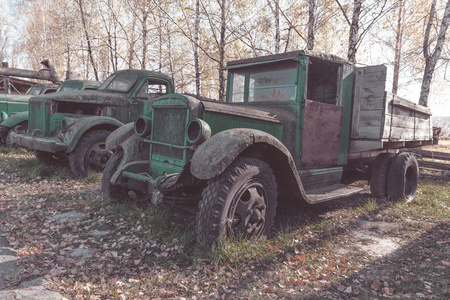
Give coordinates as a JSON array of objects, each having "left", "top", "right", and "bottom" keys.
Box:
[
  {"left": 152, "top": 107, "right": 187, "bottom": 160},
  {"left": 28, "top": 98, "right": 51, "bottom": 136}
]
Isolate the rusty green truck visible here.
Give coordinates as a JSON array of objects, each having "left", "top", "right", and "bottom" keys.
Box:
[
  {"left": 0, "top": 83, "right": 59, "bottom": 122},
  {"left": 0, "top": 80, "right": 101, "bottom": 146},
  {"left": 101, "top": 50, "right": 432, "bottom": 248},
  {"left": 7, "top": 70, "right": 174, "bottom": 177}
]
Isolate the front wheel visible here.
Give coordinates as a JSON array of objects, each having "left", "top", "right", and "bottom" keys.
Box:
[
  {"left": 196, "top": 157, "right": 278, "bottom": 249},
  {"left": 69, "top": 130, "right": 112, "bottom": 177},
  {"left": 387, "top": 152, "right": 419, "bottom": 202},
  {"left": 5, "top": 122, "right": 28, "bottom": 148}
]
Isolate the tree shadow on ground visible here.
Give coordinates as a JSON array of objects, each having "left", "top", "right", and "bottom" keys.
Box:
[{"left": 302, "top": 221, "right": 450, "bottom": 299}]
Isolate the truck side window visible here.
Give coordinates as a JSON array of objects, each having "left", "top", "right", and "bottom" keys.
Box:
[
  {"left": 230, "top": 72, "right": 245, "bottom": 103},
  {"left": 137, "top": 81, "right": 167, "bottom": 100},
  {"left": 44, "top": 88, "right": 57, "bottom": 94},
  {"left": 307, "top": 58, "right": 339, "bottom": 105}
]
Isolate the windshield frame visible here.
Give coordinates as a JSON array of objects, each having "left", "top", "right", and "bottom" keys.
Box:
[{"left": 98, "top": 73, "right": 139, "bottom": 93}]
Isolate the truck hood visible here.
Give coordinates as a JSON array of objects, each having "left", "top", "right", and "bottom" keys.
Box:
[
  {"left": 35, "top": 90, "right": 131, "bottom": 106},
  {"left": 0, "top": 94, "right": 32, "bottom": 103},
  {"left": 201, "top": 100, "right": 299, "bottom": 154},
  {"left": 201, "top": 100, "right": 298, "bottom": 125}
]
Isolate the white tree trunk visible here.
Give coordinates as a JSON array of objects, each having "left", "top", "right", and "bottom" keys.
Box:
[
  {"left": 392, "top": 0, "right": 404, "bottom": 95},
  {"left": 419, "top": 0, "right": 450, "bottom": 107},
  {"left": 307, "top": 0, "right": 316, "bottom": 50},
  {"left": 194, "top": 0, "right": 201, "bottom": 96},
  {"left": 348, "top": 0, "right": 362, "bottom": 64}
]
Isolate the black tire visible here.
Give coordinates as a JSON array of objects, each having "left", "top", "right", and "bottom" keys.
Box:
[
  {"left": 370, "top": 153, "right": 394, "bottom": 198},
  {"left": 69, "top": 130, "right": 112, "bottom": 177},
  {"left": 387, "top": 152, "right": 419, "bottom": 202},
  {"left": 34, "top": 150, "right": 69, "bottom": 167},
  {"left": 102, "top": 148, "right": 128, "bottom": 201},
  {"left": 5, "top": 122, "right": 28, "bottom": 148},
  {"left": 196, "top": 157, "right": 278, "bottom": 249}
]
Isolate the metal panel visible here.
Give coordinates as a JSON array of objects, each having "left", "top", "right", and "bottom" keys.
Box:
[
  {"left": 301, "top": 100, "right": 343, "bottom": 169},
  {"left": 28, "top": 99, "right": 51, "bottom": 136}
]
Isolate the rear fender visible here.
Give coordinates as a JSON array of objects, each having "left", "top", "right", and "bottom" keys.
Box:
[{"left": 64, "top": 116, "right": 124, "bottom": 152}]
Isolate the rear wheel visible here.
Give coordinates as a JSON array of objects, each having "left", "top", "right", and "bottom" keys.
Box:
[
  {"left": 196, "top": 157, "right": 278, "bottom": 249},
  {"left": 69, "top": 130, "right": 112, "bottom": 177},
  {"left": 370, "top": 153, "right": 394, "bottom": 198},
  {"left": 387, "top": 152, "right": 419, "bottom": 202}
]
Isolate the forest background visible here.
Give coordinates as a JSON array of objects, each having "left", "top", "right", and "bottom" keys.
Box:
[{"left": 1, "top": 0, "right": 449, "bottom": 115}]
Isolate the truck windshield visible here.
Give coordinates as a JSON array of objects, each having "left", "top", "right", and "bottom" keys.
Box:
[
  {"left": 229, "top": 61, "right": 298, "bottom": 103},
  {"left": 99, "top": 74, "right": 139, "bottom": 92},
  {"left": 26, "top": 86, "right": 43, "bottom": 95},
  {"left": 57, "top": 81, "right": 82, "bottom": 92}
]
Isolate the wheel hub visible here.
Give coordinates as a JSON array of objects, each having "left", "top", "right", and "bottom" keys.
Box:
[
  {"left": 228, "top": 184, "right": 268, "bottom": 237},
  {"left": 87, "top": 143, "right": 111, "bottom": 171}
]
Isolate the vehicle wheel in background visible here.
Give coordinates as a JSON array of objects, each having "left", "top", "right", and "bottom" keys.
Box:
[
  {"left": 5, "top": 122, "right": 28, "bottom": 148},
  {"left": 69, "top": 130, "right": 112, "bottom": 177}
]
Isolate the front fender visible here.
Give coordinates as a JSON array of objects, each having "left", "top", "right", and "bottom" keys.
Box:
[
  {"left": 191, "top": 128, "right": 291, "bottom": 179},
  {"left": 110, "top": 134, "right": 150, "bottom": 184},
  {"left": 190, "top": 128, "right": 309, "bottom": 202},
  {"left": 0, "top": 111, "right": 28, "bottom": 128},
  {"left": 64, "top": 116, "right": 124, "bottom": 152},
  {"left": 105, "top": 122, "right": 135, "bottom": 151}
]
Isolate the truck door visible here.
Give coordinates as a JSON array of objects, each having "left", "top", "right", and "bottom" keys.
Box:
[{"left": 300, "top": 57, "right": 352, "bottom": 169}]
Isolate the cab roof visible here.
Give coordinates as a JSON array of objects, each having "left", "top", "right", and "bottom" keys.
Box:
[{"left": 225, "top": 50, "right": 350, "bottom": 70}]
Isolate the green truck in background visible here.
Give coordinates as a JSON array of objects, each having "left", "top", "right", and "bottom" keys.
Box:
[
  {"left": 102, "top": 50, "right": 433, "bottom": 248},
  {"left": 0, "top": 80, "right": 101, "bottom": 146},
  {"left": 0, "top": 83, "right": 59, "bottom": 122},
  {"left": 7, "top": 70, "right": 174, "bottom": 177}
]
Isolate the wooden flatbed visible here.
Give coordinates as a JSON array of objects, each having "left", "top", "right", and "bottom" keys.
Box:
[{"left": 349, "top": 65, "right": 432, "bottom": 157}]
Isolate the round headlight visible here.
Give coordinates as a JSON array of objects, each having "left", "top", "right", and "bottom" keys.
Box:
[
  {"left": 135, "top": 116, "right": 152, "bottom": 136},
  {"left": 186, "top": 118, "right": 211, "bottom": 145}
]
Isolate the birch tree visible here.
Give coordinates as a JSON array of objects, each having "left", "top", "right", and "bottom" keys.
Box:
[
  {"left": 335, "top": 0, "right": 392, "bottom": 63},
  {"left": 74, "top": 0, "right": 99, "bottom": 80},
  {"left": 419, "top": 0, "right": 450, "bottom": 106},
  {"left": 307, "top": 0, "right": 316, "bottom": 50},
  {"left": 0, "top": 3, "right": 8, "bottom": 63},
  {"left": 392, "top": 0, "right": 404, "bottom": 95},
  {"left": 267, "top": 0, "right": 281, "bottom": 53}
]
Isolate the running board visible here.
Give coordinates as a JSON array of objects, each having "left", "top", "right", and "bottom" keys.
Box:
[{"left": 305, "top": 184, "right": 363, "bottom": 204}]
